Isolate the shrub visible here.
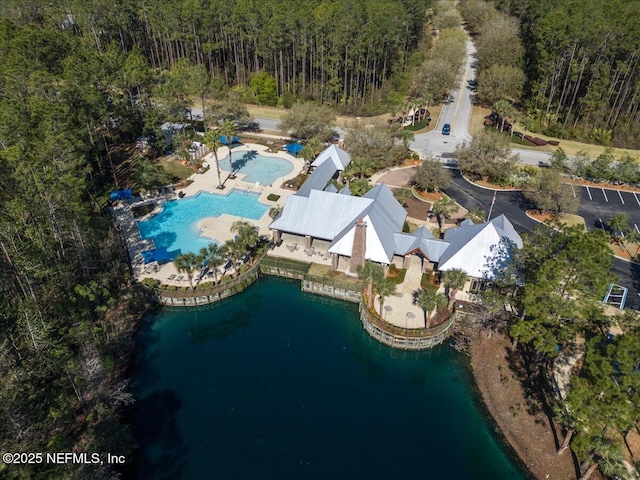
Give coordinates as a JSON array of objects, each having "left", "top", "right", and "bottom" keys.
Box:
[
  {"left": 267, "top": 193, "right": 280, "bottom": 201},
  {"left": 141, "top": 277, "right": 160, "bottom": 287}
]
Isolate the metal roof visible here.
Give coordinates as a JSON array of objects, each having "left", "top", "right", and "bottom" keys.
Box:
[
  {"left": 438, "top": 214, "right": 522, "bottom": 278},
  {"left": 324, "top": 183, "right": 338, "bottom": 193},
  {"left": 295, "top": 159, "right": 338, "bottom": 197},
  {"left": 311, "top": 144, "right": 351, "bottom": 170},
  {"left": 338, "top": 186, "right": 351, "bottom": 195},
  {"left": 393, "top": 227, "right": 449, "bottom": 261},
  {"left": 328, "top": 214, "right": 394, "bottom": 264},
  {"left": 269, "top": 190, "right": 372, "bottom": 240}
]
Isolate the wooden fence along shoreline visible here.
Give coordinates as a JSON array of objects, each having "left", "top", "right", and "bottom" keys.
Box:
[{"left": 146, "top": 254, "right": 454, "bottom": 349}]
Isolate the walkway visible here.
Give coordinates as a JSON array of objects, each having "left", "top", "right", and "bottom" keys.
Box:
[{"left": 379, "top": 255, "right": 427, "bottom": 329}]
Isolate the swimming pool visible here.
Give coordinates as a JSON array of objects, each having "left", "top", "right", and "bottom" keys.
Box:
[
  {"left": 217, "top": 150, "right": 294, "bottom": 185},
  {"left": 137, "top": 190, "right": 268, "bottom": 257}
]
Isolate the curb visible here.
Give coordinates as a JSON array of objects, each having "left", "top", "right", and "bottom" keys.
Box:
[
  {"left": 525, "top": 211, "right": 640, "bottom": 265},
  {"left": 460, "top": 173, "right": 522, "bottom": 192}
]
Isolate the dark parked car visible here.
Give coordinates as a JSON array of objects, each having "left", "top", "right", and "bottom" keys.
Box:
[{"left": 442, "top": 123, "right": 451, "bottom": 135}]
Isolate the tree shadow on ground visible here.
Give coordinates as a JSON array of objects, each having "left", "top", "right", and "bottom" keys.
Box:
[{"left": 503, "top": 343, "right": 584, "bottom": 478}]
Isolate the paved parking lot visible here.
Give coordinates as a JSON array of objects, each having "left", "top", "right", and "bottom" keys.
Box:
[{"left": 575, "top": 184, "right": 640, "bottom": 233}]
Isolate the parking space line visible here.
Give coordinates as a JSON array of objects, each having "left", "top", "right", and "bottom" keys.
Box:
[
  {"left": 635, "top": 224, "right": 640, "bottom": 234},
  {"left": 586, "top": 186, "right": 592, "bottom": 200},
  {"left": 618, "top": 190, "right": 625, "bottom": 204},
  {"left": 602, "top": 188, "right": 608, "bottom": 202},
  {"left": 571, "top": 184, "right": 576, "bottom": 198},
  {"left": 634, "top": 192, "right": 640, "bottom": 206},
  {"left": 599, "top": 218, "right": 605, "bottom": 230}
]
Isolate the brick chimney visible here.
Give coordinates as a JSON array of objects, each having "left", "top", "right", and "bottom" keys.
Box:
[{"left": 349, "top": 218, "right": 367, "bottom": 274}]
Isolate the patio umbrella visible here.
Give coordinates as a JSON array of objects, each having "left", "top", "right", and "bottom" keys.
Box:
[
  {"left": 284, "top": 143, "right": 304, "bottom": 155},
  {"left": 219, "top": 135, "right": 240, "bottom": 145}
]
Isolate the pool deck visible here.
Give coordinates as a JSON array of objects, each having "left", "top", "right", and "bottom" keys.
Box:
[{"left": 113, "top": 143, "right": 471, "bottom": 330}]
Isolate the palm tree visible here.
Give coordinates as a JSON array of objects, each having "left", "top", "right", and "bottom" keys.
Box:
[
  {"left": 199, "top": 243, "right": 223, "bottom": 284},
  {"left": 417, "top": 288, "right": 447, "bottom": 328},
  {"left": 579, "top": 436, "right": 626, "bottom": 480},
  {"left": 465, "top": 207, "right": 486, "bottom": 223},
  {"left": 432, "top": 196, "right": 458, "bottom": 231},
  {"left": 357, "top": 260, "right": 383, "bottom": 308},
  {"left": 231, "top": 220, "right": 259, "bottom": 259},
  {"left": 300, "top": 137, "right": 324, "bottom": 163},
  {"left": 173, "top": 252, "right": 199, "bottom": 289},
  {"left": 218, "top": 120, "right": 237, "bottom": 175},
  {"left": 493, "top": 99, "right": 515, "bottom": 133},
  {"left": 410, "top": 98, "right": 421, "bottom": 126},
  {"left": 221, "top": 239, "right": 244, "bottom": 278},
  {"left": 395, "top": 127, "right": 415, "bottom": 150},
  {"left": 441, "top": 268, "right": 467, "bottom": 310},
  {"left": 345, "top": 157, "right": 371, "bottom": 181},
  {"left": 373, "top": 274, "right": 396, "bottom": 318},
  {"left": 420, "top": 93, "right": 434, "bottom": 122},
  {"left": 203, "top": 130, "right": 223, "bottom": 188}
]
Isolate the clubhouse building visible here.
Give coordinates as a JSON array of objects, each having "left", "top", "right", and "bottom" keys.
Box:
[{"left": 269, "top": 145, "right": 522, "bottom": 291}]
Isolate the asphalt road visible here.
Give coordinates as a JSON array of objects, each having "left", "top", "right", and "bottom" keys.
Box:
[{"left": 444, "top": 172, "right": 640, "bottom": 309}]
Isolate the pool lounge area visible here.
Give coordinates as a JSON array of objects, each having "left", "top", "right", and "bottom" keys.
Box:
[
  {"left": 137, "top": 189, "right": 268, "bottom": 258},
  {"left": 217, "top": 150, "right": 294, "bottom": 186},
  {"left": 109, "top": 143, "right": 304, "bottom": 283}
]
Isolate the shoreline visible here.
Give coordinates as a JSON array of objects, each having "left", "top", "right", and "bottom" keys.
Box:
[{"left": 468, "top": 332, "right": 580, "bottom": 480}]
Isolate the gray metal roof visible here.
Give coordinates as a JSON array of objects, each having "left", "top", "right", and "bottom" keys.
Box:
[
  {"left": 311, "top": 144, "right": 351, "bottom": 170},
  {"left": 270, "top": 190, "right": 372, "bottom": 240},
  {"left": 438, "top": 214, "right": 522, "bottom": 278},
  {"left": 420, "top": 238, "right": 450, "bottom": 262},
  {"left": 326, "top": 184, "right": 407, "bottom": 263},
  {"left": 338, "top": 186, "right": 351, "bottom": 195},
  {"left": 460, "top": 218, "right": 475, "bottom": 227},
  {"left": 295, "top": 159, "right": 338, "bottom": 197},
  {"left": 489, "top": 214, "right": 523, "bottom": 248},
  {"left": 363, "top": 184, "right": 407, "bottom": 225},
  {"left": 393, "top": 226, "right": 449, "bottom": 261},
  {"left": 324, "top": 183, "right": 338, "bottom": 193},
  {"left": 393, "top": 232, "right": 417, "bottom": 255}
]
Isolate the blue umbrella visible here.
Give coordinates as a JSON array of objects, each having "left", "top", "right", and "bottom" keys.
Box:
[
  {"left": 284, "top": 143, "right": 304, "bottom": 155},
  {"left": 219, "top": 135, "right": 240, "bottom": 145}
]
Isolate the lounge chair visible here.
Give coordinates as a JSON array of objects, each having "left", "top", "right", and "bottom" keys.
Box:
[{"left": 168, "top": 274, "right": 177, "bottom": 281}]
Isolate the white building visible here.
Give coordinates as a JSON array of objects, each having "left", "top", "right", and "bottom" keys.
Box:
[{"left": 269, "top": 145, "right": 523, "bottom": 288}]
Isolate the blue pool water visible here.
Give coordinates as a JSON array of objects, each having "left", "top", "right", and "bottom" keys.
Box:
[
  {"left": 137, "top": 190, "right": 268, "bottom": 257},
  {"left": 217, "top": 150, "right": 294, "bottom": 185}
]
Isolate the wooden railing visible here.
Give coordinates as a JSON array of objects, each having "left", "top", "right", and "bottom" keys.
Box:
[
  {"left": 149, "top": 247, "right": 270, "bottom": 306},
  {"left": 359, "top": 297, "right": 456, "bottom": 350},
  {"left": 145, "top": 251, "right": 455, "bottom": 349}
]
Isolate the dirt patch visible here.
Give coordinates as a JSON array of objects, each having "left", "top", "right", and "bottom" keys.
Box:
[
  {"left": 526, "top": 211, "right": 587, "bottom": 230},
  {"left": 414, "top": 190, "right": 443, "bottom": 201},
  {"left": 470, "top": 333, "right": 581, "bottom": 480},
  {"left": 404, "top": 197, "right": 430, "bottom": 220},
  {"left": 401, "top": 158, "right": 422, "bottom": 167}
]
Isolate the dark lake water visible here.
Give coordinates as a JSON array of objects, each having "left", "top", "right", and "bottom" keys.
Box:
[{"left": 130, "top": 277, "right": 527, "bottom": 479}]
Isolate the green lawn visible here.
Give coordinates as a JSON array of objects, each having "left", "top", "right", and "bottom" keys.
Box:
[
  {"left": 160, "top": 158, "right": 191, "bottom": 181},
  {"left": 388, "top": 268, "right": 407, "bottom": 285}
]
